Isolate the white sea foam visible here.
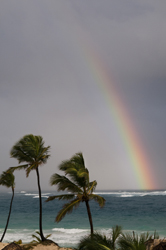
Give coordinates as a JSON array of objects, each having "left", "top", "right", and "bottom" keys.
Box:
[
  {"left": 23, "top": 192, "right": 50, "bottom": 198},
  {"left": 24, "top": 193, "right": 38, "bottom": 196},
  {"left": 22, "top": 190, "right": 166, "bottom": 198},
  {"left": 94, "top": 192, "right": 120, "bottom": 195},
  {"left": 94, "top": 190, "right": 166, "bottom": 197},
  {"left": 18, "top": 190, "right": 166, "bottom": 200},
  {"left": 121, "top": 194, "right": 134, "bottom": 197},
  {"left": 50, "top": 228, "right": 123, "bottom": 246},
  {"left": 33, "top": 195, "right": 49, "bottom": 198},
  {"left": 2, "top": 229, "right": 33, "bottom": 243},
  {"left": 52, "top": 228, "right": 88, "bottom": 234},
  {"left": 2, "top": 227, "right": 166, "bottom": 247},
  {"left": 2, "top": 228, "right": 90, "bottom": 247},
  {"left": 50, "top": 228, "right": 91, "bottom": 246}
]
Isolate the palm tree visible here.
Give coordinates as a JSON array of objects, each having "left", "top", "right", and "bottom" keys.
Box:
[
  {"left": 0, "top": 171, "right": 15, "bottom": 242},
  {"left": 78, "top": 225, "right": 122, "bottom": 250},
  {"left": 30, "top": 231, "right": 52, "bottom": 243},
  {"left": 117, "top": 231, "right": 159, "bottom": 250},
  {"left": 46, "top": 152, "right": 105, "bottom": 235},
  {"left": 8, "top": 134, "right": 50, "bottom": 241}
]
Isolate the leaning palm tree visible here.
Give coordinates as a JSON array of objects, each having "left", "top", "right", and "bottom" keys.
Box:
[
  {"left": 46, "top": 152, "right": 105, "bottom": 235},
  {"left": 8, "top": 134, "right": 50, "bottom": 241},
  {"left": 78, "top": 225, "right": 122, "bottom": 250},
  {"left": 0, "top": 171, "right": 15, "bottom": 242}
]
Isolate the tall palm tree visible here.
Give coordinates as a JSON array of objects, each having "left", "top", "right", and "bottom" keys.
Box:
[
  {"left": 78, "top": 225, "right": 122, "bottom": 250},
  {"left": 46, "top": 152, "right": 105, "bottom": 235},
  {"left": 8, "top": 134, "right": 50, "bottom": 241},
  {"left": 0, "top": 171, "right": 15, "bottom": 242}
]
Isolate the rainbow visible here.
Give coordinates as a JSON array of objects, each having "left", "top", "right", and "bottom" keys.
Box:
[{"left": 78, "top": 36, "right": 156, "bottom": 190}]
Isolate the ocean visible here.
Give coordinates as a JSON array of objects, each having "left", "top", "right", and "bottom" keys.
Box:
[{"left": 0, "top": 190, "right": 166, "bottom": 248}]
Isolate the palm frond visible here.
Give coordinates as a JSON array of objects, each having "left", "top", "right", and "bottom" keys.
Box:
[
  {"left": 69, "top": 168, "right": 89, "bottom": 189},
  {"left": 50, "top": 173, "right": 83, "bottom": 193},
  {"left": 78, "top": 236, "right": 102, "bottom": 250},
  {"left": 89, "top": 194, "right": 106, "bottom": 207},
  {"left": 26, "top": 164, "right": 38, "bottom": 177},
  {"left": 98, "top": 244, "right": 111, "bottom": 250},
  {"left": 38, "top": 146, "right": 50, "bottom": 163},
  {"left": 0, "top": 171, "right": 15, "bottom": 188},
  {"left": 70, "top": 152, "right": 85, "bottom": 168},
  {"left": 77, "top": 168, "right": 89, "bottom": 182},
  {"left": 10, "top": 143, "right": 33, "bottom": 163},
  {"left": 111, "top": 225, "right": 122, "bottom": 249},
  {"left": 58, "top": 162, "right": 85, "bottom": 188},
  {"left": 139, "top": 232, "right": 153, "bottom": 248},
  {"left": 45, "top": 195, "right": 58, "bottom": 202},
  {"left": 118, "top": 233, "right": 133, "bottom": 250},
  {"left": 31, "top": 230, "right": 51, "bottom": 243},
  {"left": 46, "top": 194, "right": 76, "bottom": 202},
  {"left": 10, "top": 134, "right": 50, "bottom": 166},
  {"left": 31, "top": 234, "right": 41, "bottom": 243},
  {"left": 56, "top": 198, "right": 80, "bottom": 222},
  {"left": 7, "top": 164, "right": 29, "bottom": 174},
  {"left": 58, "top": 160, "right": 79, "bottom": 178},
  {"left": 59, "top": 152, "right": 85, "bottom": 172},
  {"left": 88, "top": 180, "right": 97, "bottom": 194},
  {"left": 118, "top": 231, "right": 154, "bottom": 250},
  {"left": 153, "top": 230, "right": 159, "bottom": 239},
  {"left": 78, "top": 232, "right": 112, "bottom": 250},
  {"left": 57, "top": 153, "right": 91, "bottom": 190}
]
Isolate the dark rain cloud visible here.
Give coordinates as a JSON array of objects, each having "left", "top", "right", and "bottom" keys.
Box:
[{"left": 0, "top": 1, "right": 166, "bottom": 191}]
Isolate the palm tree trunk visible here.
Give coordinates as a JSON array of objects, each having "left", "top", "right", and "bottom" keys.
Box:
[
  {"left": 36, "top": 167, "right": 46, "bottom": 241},
  {"left": 0, "top": 187, "right": 14, "bottom": 242},
  {"left": 85, "top": 200, "right": 94, "bottom": 235}
]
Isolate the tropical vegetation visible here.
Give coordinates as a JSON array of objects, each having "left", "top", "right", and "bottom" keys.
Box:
[
  {"left": 8, "top": 134, "right": 50, "bottom": 241},
  {"left": 117, "top": 230, "right": 159, "bottom": 250},
  {"left": 78, "top": 227, "right": 159, "bottom": 250},
  {"left": 78, "top": 225, "right": 122, "bottom": 250},
  {"left": 30, "top": 231, "right": 52, "bottom": 243},
  {"left": 0, "top": 171, "right": 15, "bottom": 242},
  {"left": 46, "top": 152, "right": 105, "bottom": 235}
]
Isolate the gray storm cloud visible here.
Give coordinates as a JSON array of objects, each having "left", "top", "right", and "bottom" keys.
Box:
[{"left": 0, "top": 0, "right": 166, "bottom": 191}]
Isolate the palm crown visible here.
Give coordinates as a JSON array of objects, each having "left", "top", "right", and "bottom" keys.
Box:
[
  {"left": 0, "top": 171, "right": 15, "bottom": 189},
  {"left": 46, "top": 152, "right": 105, "bottom": 234},
  {"left": 9, "top": 134, "right": 50, "bottom": 176}
]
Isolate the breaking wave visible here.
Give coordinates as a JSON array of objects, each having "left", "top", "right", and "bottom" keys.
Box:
[{"left": 94, "top": 190, "right": 166, "bottom": 197}]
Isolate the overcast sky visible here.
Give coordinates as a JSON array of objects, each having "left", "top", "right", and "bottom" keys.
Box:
[{"left": 0, "top": 0, "right": 166, "bottom": 191}]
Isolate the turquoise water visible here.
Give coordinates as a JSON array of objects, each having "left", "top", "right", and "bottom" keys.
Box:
[{"left": 0, "top": 190, "right": 166, "bottom": 247}]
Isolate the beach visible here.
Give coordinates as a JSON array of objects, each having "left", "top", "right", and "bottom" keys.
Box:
[
  {"left": 0, "top": 243, "right": 8, "bottom": 250},
  {"left": 0, "top": 242, "right": 74, "bottom": 250}
]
